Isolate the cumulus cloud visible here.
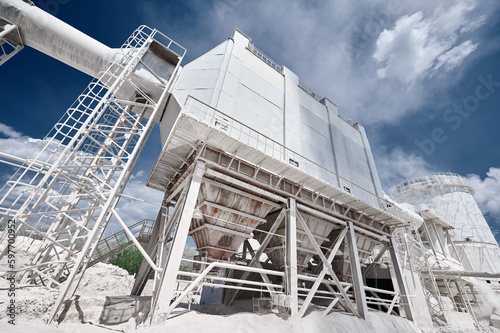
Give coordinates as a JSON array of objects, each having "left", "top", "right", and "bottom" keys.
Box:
[
  {"left": 0, "top": 123, "right": 63, "bottom": 175},
  {"left": 434, "top": 40, "right": 478, "bottom": 71},
  {"left": 466, "top": 167, "right": 500, "bottom": 222},
  {"left": 374, "top": 1, "right": 483, "bottom": 83},
  {"left": 0, "top": 123, "right": 47, "bottom": 169},
  {"left": 374, "top": 146, "right": 433, "bottom": 191},
  {"left": 0, "top": 122, "right": 163, "bottom": 236},
  {"left": 137, "top": 0, "right": 497, "bottom": 126},
  {"left": 0, "top": 123, "right": 22, "bottom": 139},
  {"left": 116, "top": 173, "right": 163, "bottom": 222}
]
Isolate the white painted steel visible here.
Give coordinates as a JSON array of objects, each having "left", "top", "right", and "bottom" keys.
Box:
[
  {"left": 111, "top": 208, "right": 161, "bottom": 272},
  {"left": 164, "top": 260, "right": 286, "bottom": 318},
  {"left": 391, "top": 173, "right": 500, "bottom": 274},
  {"left": 296, "top": 211, "right": 360, "bottom": 317},
  {"left": 347, "top": 221, "right": 368, "bottom": 319},
  {"left": 0, "top": 25, "right": 185, "bottom": 324},
  {"left": 286, "top": 198, "right": 298, "bottom": 316},
  {"left": 388, "top": 238, "right": 415, "bottom": 322},
  {"left": 297, "top": 226, "right": 348, "bottom": 318},
  {"left": 153, "top": 162, "right": 205, "bottom": 322},
  {"left": 0, "top": 22, "right": 15, "bottom": 37},
  {"left": 151, "top": 95, "right": 421, "bottom": 228},
  {"left": 0, "top": 0, "right": 114, "bottom": 77},
  {"left": 0, "top": 19, "right": 23, "bottom": 65},
  {"left": 160, "top": 29, "right": 384, "bottom": 203}
]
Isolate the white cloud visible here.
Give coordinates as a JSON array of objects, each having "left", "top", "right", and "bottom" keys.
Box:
[
  {"left": 0, "top": 124, "right": 63, "bottom": 172},
  {"left": 106, "top": 176, "right": 163, "bottom": 234},
  {"left": 0, "top": 123, "right": 22, "bottom": 139},
  {"left": 135, "top": 0, "right": 498, "bottom": 126},
  {"left": 434, "top": 40, "right": 478, "bottom": 71},
  {"left": 0, "top": 122, "right": 163, "bottom": 235},
  {"left": 374, "top": 1, "right": 483, "bottom": 83},
  {"left": 374, "top": 146, "right": 433, "bottom": 191},
  {"left": 466, "top": 167, "right": 500, "bottom": 222}
]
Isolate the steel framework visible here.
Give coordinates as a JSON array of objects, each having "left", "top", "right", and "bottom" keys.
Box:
[
  {"left": 128, "top": 96, "right": 418, "bottom": 323},
  {"left": 1, "top": 20, "right": 426, "bottom": 326},
  {"left": 0, "top": 18, "right": 23, "bottom": 66},
  {"left": 0, "top": 25, "right": 185, "bottom": 322}
]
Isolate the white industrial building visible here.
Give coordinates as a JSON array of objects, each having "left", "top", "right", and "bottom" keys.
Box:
[
  {"left": 0, "top": 1, "right": 499, "bottom": 332},
  {"left": 391, "top": 174, "right": 500, "bottom": 278},
  {"left": 155, "top": 29, "right": 383, "bottom": 204}
]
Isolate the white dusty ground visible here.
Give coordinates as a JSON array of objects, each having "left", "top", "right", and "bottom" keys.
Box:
[{"left": 0, "top": 243, "right": 494, "bottom": 332}]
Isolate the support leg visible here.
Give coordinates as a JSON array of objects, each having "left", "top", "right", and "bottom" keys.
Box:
[
  {"left": 296, "top": 212, "right": 359, "bottom": 317},
  {"left": 388, "top": 238, "right": 415, "bottom": 321},
  {"left": 225, "top": 208, "right": 286, "bottom": 306},
  {"left": 131, "top": 203, "right": 168, "bottom": 296},
  {"left": 347, "top": 222, "right": 368, "bottom": 319},
  {"left": 286, "top": 198, "right": 298, "bottom": 316},
  {"left": 152, "top": 161, "right": 205, "bottom": 322}
]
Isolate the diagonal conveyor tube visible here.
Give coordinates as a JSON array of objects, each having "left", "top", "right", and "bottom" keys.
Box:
[{"left": 0, "top": 0, "right": 116, "bottom": 78}]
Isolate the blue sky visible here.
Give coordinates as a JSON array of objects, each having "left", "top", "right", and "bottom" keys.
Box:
[{"left": 1, "top": 0, "right": 500, "bottom": 239}]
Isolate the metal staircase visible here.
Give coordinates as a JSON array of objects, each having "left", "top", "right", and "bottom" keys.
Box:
[
  {"left": 393, "top": 226, "right": 448, "bottom": 325},
  {"left": 89, "top": 219, "right": 155, "bottom": 267}
]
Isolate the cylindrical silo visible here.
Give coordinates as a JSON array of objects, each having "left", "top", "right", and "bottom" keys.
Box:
[{"left": 390, "top": 173, "right": 500, "bottom": 274}]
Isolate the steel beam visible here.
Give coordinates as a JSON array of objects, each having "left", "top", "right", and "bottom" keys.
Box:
[
  {"left": 321, "top": 285, "right": 352, "bottom": 317},
  {"left": 152, "top": 161, "right": 206, "bottom": 322},
  {"left": 298, "top": 226, "right": 348, "bottom": 317},
  {"left": 242, "top": 239, "right": 276, "bottom": 291},
  {"left": 296, "top": 211, "right": 359, "bottom": 317},
  {"left": 224, "top": 208, "right": 286, "bottom": 306},
  {"left": 388, "top": 238, "right": 415, "bottom": 321},
  {"left": 364, "top": 244, "right": 388, "bottom": 277},
  {"left": 286, "top": 198, "right": 299, "bottom": 316},
  {"left": 347, "top": 221, "right": 368, "bottom": 319},
  {"left": 131, "top": 205, "right": 166, "bottom": 296}
]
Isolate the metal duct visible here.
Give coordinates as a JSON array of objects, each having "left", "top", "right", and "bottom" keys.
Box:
[{"left": 0, "top": 0, "right": 115, "bottom": 77}]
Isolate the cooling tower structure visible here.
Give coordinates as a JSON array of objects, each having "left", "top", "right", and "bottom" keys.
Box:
[{"left": 390, "top": 173, "right": 500, "bottom": 277}]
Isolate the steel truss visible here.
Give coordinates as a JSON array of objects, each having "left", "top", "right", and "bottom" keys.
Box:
[
  {"left": 0, "top": 26, "right": 185, "bottom": 322},
  {"left": 133, "top": 154, "right": 415, "bottom": 323},
  {"left": 0, "top": 18, "right": 23, "bottom": 66},
  {"left": 392, "top": 224, "right": 484, "bottom": 330}
]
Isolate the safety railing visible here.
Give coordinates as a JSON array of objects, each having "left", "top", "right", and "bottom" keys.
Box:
[
  {"left": 390, "top": 173, "right": 474, "bottom": 197},
  {"left": 298, "top": 80, "right": 323, "bottom": 102},
  {"left": 248, "top": 44, "right": 282, "bottom": 72},
  {"left": 183, "top": 96, "right": 418, "bottom": 224},
  {"left": 90, "top": 218, "right": 155, "bottom": 265},
  {"left": 172, "top": 258, "right": 400, "bottom": 317}
]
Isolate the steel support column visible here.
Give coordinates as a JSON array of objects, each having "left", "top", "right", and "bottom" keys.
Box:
[
  {"left": 131, "top": 203, "right": 168, "bottom": 296},
  {"left": 286, "top": 198, "right": 299, "bottom": 316},
  {"left": 347, "top": 221, "right": 368, "bottom": 319},
  {"left": 388, "top": 238, "right": 415, "bottom": 321},
  {"left": 152, "top": 161, "right": 206, "bottom": 322},
  {"left": 364, "top": 244, "right": 388, "bottom": 277}
]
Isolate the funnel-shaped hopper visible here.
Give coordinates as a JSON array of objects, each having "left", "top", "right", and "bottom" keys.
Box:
[{"left": 189, "top": 181, "right": 275, "bottom": 261}]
